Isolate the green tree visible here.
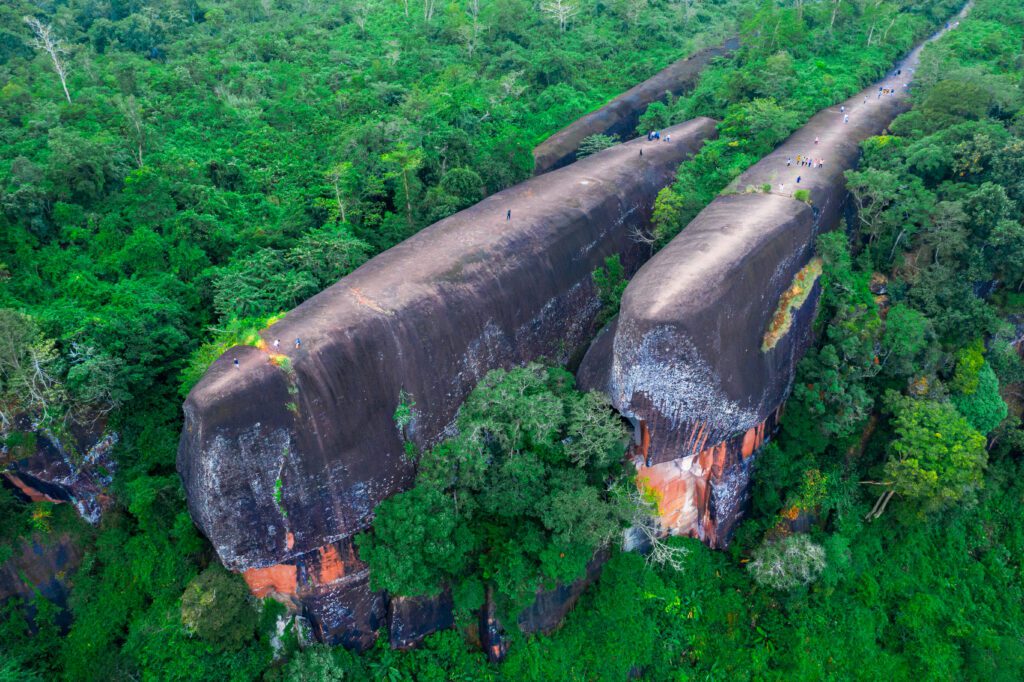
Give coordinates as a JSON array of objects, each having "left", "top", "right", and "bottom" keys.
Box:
[
  {"left": 287, "top": 224, "right": 370, "bottom": 289},
  {"left": 951, "top": 362, "right": 1007, "bottom": 435},
  {"left": 356, "top": 485, "right": 475, "bottom": 598},
  {"left": 180, "top": 564, "right": 259, "bottom": 651},
  {"left": 381, "top": 144, "right": 425, "bottom": 233},
  {"left": 876, "top": 394, "right": 987, "bottom": 517},
  {"left": 592, "top": 255, "right": 627, "bottom": 326},
  {"left": 576, "top": 134, "right": 619, "bottom": 158},
  {"left": 359, "top": 364, "right": 629, "bottom": 621},
  {"left": 0, "top": 309, "right": 62, "bottom": 429}
]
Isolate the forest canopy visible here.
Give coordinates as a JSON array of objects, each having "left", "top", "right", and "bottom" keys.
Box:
[{"left": 3, "top": 0, "right": 1023, "bottom": 680}]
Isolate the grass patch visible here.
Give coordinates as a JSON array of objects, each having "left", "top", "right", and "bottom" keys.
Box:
[{"left": 178, "top": 313, "right": 286, "bottom": 397}]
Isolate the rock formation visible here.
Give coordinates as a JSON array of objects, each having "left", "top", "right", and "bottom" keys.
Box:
[
  {"left": 2, "top": 415, "right": 117, "bottom": 525},
  {"left": 531, "top": 39, "right": 737, "bottom": 175},
  {"left": 0, "top": 532, "right": 84, "bottom": 632},
  {"left": 177, "top": 118, "right": 716, "bottom": 648},
  {"left": 578, "top": 29, "right": 953, "bottom": 547}
]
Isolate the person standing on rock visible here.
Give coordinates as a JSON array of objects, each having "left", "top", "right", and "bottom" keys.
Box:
[
  {"left": 506, "top": 209, "right": 511, "bottom": 221},
  {"left": 273, "top": 338, "right": 281, "bottom": 350},
  {"left": 233, "top": 358, "right": 240, "bottom": 369},
  {"left": 295, "top": 338, "right": 301, "bottom": 349}
]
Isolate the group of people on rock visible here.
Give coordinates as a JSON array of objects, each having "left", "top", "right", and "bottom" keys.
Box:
[
  {"left": 646, "top": 130, "right": 671, "bottom": 142},
  {"left": 787, "top": 155, "right": 825, "bottom": 169}
]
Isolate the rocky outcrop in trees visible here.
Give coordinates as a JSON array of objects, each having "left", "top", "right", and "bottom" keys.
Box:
[{"left": 177, "top": 120, "right": 715, "bottom": 647}]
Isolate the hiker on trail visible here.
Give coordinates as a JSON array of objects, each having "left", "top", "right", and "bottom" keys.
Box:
[
  {"left": 273, "top": 339, "right": 280, "bottom": 350},
  {"left": 233, "top": 358, "right": 240, "bottom": 369},
  {"left": 779, "top": 183, "right": 785, "bottom": 192},
  {"left": 506, "top": 209, "right": 511, "bottom": 221},
  {"left": 844, "top": 114, "right": 849, "bottom": 123},
  {"left": 796, "top": 175, "right": 802, "bottom": 184},
  {"left": 897, "top": 69, "right": 901, "bottom": 75},
  {"left": 786, "top": 157, "right": 792, "bottom": 167},
  {"left": 796, "top": 154, "right": 801, "bottom": 165},
  {"left": 654, "top": 131, "right": 660, "bottom": 140},
  {"left": 840, "top": 105, "right": 845, "bottom": 113},
  {"left": 864, "top": 95, "right": 868, "bottom": 104},
  {"left": 640, "top": 148, "right": 643, "bottom": 157},
  {"left": 295, "top": 338, "right": 301, "bottom": 349},
  {"left": 665, "top": 134, "right": 671, "bottom": 142},
  {"left": 815, "top": 136, "right": 819, "bottom": 145},
  {"left": 647, "top": 131, "right": 654, "bottom": 141}
]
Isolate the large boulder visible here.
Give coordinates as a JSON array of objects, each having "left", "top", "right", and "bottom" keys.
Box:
[
  {"left": 532, "top": 39, "right": 737, "bottom": 175},
  {"left": 578, "top": 39, "right": 932, "bottom": 546},
  {"left": 178, "top": 119, "right": 716, "bottom": 647}
]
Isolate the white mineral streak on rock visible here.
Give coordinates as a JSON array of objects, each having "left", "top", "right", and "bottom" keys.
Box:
[
  {"left": 611, "top": 323, "right": 760, "bottom": 438},
  {"left": 462, "top": 320, "right": 509, "bottom": 386},
  {"left": 710, "top": 455, "right": 754, "bottom": 530}
]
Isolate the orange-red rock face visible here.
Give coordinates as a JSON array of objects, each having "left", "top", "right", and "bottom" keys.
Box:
[{"left": 633, "top": 411, "right": 777, "bottom": 546}]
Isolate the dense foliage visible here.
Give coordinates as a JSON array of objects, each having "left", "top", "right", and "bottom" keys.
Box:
[
  {"left": 0, "top": 0, "right": 739, "bottom": 678},
  {"left": 356, "top": 363, "right": 630, "bottom": 622},
  {"left": 649, "top": 0, "right": 963, "bottom": 244},
  {"left": 5, "top": 0, "right": 1023, "bottom": 679}
]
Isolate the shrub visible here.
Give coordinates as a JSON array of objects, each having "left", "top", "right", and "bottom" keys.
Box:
[{"left": 748, "top": 534, "right": 826, "bottom": 589}]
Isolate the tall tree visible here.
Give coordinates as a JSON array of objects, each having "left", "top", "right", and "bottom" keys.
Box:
[
  {"left": 540, "top": 0, "right": 579, "bottom": 33},
  {"left": 23, "top": 17, "right": 72, "bottom": 104}
]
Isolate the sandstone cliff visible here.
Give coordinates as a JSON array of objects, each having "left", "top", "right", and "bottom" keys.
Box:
[
  {"left": 177, "top": 119, "right": 716, "bottom": 647},
  {"left": 578, "top": 30, "right": 950, "bottom": 547}
]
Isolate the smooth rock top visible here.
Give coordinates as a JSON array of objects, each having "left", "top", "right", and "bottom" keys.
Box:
[
  {"left": 532, "top": 38, "right": 737, "bottom": 175},
  {"left": 178, "top": 118, "right": 717, "bottom": 572},
  {"left": 579, "top": 25, "right": 947, "bottom": 465}
]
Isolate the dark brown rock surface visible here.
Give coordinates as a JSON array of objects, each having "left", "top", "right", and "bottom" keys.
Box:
[
  {"left": 578, "top": 26, "right": 953, "bottom": 546},
  {"left": 532, "top": 39, "right": 737, "bottom": 175},
  {"left": 178, "top": 118, "right": 716, "bottom": 646},
  {"left": 2, "top": 415, "right": 117, "bottom": 525},
  {"left": 0, "top": 533, "right": 84, "bottom": 632}
]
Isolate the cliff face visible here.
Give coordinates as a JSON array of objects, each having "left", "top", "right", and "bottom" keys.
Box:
[
  {"left": 2, "top": 415, "right": 117, "bottom": 525},
  {"left": 578, "top": 42, "right": 932, "bottom": 546},
  {"left": 0, "top": 532, "right": 85, "bottom": 632},
  {"left": 532, "top": 39, "right": 737, "bottom": 175},
  {"left": 177, "top": 118, "right": 716, "bottom": 647}
]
